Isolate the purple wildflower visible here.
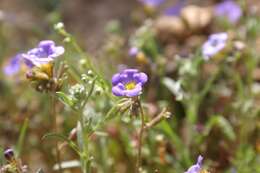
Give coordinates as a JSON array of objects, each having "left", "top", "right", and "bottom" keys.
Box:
[
  {"left": 128, "top": 47, "right": 139, "bottom": 57},
  {"left": 202, "top": 32, "right": 228, "bottom": 60},
  {"left": 23, "top": 40, "right": 64, "bottom": 67},
  {"left": 164, "top": 0, "right": 186, "bottom": 16},
  {"left": 3, "top": 54, "right": 23, "bottom": 76},
  {"left": 185, "top": 155, "right": 203, "bottom": 173},
  {"left": 112, "top": 69, "right": 148, "bottom": 97},
  {"left": 215, "top": 0, "right": 242, "bottom": 24},
  {"left": 138, "top": 0, "right": 165, "bottom": 7}
]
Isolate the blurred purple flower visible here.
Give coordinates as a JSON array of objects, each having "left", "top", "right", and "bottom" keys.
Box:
[
  {"left": 112, "top": 69, "right": 148, "bottom": 97},
  {"left": 202, "top": 32, "right": 228, "bottom": 60},
  {"left": 138, "top": 0, "right": 165, "bottom": 7},
  {"left": 215, "top": 0, "right": 242, "bottom": 23},
  {"left": 185, "top": 155, "right": 203, "bottom": 173},
  {"left": 164, "top": 0, "right": 186, "bottom": 16},
  {"left": 3, "top": 54, "right": 23, "bottom": 76},
  {"left": 23, "top": 40, "right": 64, "bottom": 67},
  {"left": 128, "top": 47, "right": 139, "bottom": 57}
]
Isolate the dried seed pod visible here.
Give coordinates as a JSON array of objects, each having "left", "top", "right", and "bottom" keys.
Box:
[{"left": 181, "top": 5, "right": 213, "bottom": 32}]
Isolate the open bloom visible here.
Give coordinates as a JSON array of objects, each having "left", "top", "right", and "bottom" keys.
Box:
[
  {"left": 202, "top": 32, "right": 228, "bottom": 60},
  {"left": 23, "top": 40, "right": 64, "bottom": 67},
  {"left": 112, "top": 69, "right": 148, "bottom": 97},
  {"left": 214, "top": 0, "right": 242, "bottom": 24},
  {"left": 185, "top": 155, "right": 203, "bottom": 173}
]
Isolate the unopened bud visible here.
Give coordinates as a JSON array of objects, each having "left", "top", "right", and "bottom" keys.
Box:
[
  {"left": 4, "top": 148, "right": 14, "bottom": 161},
  {"left": 54, "top": 22, "right": 64, "bottom": 30},
  {"left": 69, "top": 128, "right": 77, "bottom": 141},
  {"left": 64, "top": 37, "right": 71, "bottom": 43},
  {"left": 87, "top": 70, "right": 94, "bottom": 77},
  {"left": 163, "top": 112, "right": 171, "bottom": 118}
]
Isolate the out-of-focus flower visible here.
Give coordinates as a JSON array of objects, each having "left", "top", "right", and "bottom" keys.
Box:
[
  {"left": 185, "top": 155, "right": 203, "bottom": 173},
  {"left": 214, "top": 0, "right": 242, "bottom": 24},
  {"left": 138, "top": 0, "right": 165, "bottom": 8},
  {"left": 3, "top": 54, "right": 23, "bottom": 76},
  {"left": 128, "top": 47, "right": 139, "bottom": 57},
  {"left": 23, "top": 40, "right": 64, "bottom": 67},
  {"left": 112, "top": 69, "right": 148, "bottom": 97},
  {"left": 164, "top": 0, "right": 186, "bottom": 16},
  {"left": 202, "top": 32, "right": 228, "bottom": 60}
]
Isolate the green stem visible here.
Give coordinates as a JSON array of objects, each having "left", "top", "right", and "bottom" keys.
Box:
[
  {"left": 51, "top": 94, "right": 63, "bottom": 173},
  {"left": 77, "top": 109, "right": 89, "bottom": 173},
  {"left": 136, "top": 99, "right": 145, "bottom": 173}
]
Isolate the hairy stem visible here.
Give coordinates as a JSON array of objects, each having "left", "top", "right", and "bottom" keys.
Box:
[
  {"left": 136, "top": 99, "right": 145, "bottom": 173},
  {"left": 51, "top": 95, "right": 62, "bottom": 173}
]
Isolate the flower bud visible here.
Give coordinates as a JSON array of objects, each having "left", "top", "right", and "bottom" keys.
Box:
[
  {"left": 4, "top": 148, "right": 14, "bottom": 161},
  {"left": 54, "top": 22, "right": 64, "bottom": 30}
]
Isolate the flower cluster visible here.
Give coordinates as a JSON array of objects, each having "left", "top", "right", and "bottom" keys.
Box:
[
  {"left": 202, "top": 32, "right": 228, "bottom": 60},
  {"left": 112, "top": 69, "right": 148, "bottom": 97},
  {"left": 3, "top": 40, "right": 65, "bottom": 92},
  {"left": 3, "top": 40, "right": 64, "bottom": 77}
]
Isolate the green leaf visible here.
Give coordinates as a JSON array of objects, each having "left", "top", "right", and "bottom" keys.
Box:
[
  {"left": 42, "top": 133, "right": 81, "bottom": 156},
  {"left": 162, "top": 77, "right": 184, "bottom": 101},
  {"left": 16, "top": 118, "right": 29, "bottom": 157},
  {"left": 56, "top": 92, "right": 74, "bottom": 107},
  {"left": 204, "top": 116, "right": 236, "bottom": 141}
]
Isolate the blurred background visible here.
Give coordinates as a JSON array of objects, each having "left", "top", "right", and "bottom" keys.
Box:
[{"left": 0, "top": 0, "right": 260, "bottom": 173}]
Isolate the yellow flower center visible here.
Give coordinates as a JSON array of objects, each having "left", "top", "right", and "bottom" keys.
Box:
[{"left": 125, "top": 82, "right": 136, "bottom": 90}]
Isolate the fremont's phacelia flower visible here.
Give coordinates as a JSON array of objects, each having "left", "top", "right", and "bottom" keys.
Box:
[
  {"left": 23, "top": 40, "right": 64, "bottom": 67},
  {"left": 112, "top": 69, "right": 148, "bottom": 97},
  {"left": 3, "top": 54, "right": 23, "bottom": 76},
  {"left": 185, "top": 155, "right": 203, "bottom": 173},
  {"left": 164, "top": 0, "right": 185, "bottom": 16},
  {"left": 215, "top": 0, "right": 242, "bottom": 23},
  {"left": 202, "top": 32, "right": 228, "bottom": 60},
  {"left": 139, "top": 0, "right": 165, "bottom": 8}
]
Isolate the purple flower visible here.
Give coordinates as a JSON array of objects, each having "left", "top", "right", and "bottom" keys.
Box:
[
  {"left": 112, "top": 69, "right": 148, "bottom": 97},
  {"left": 215, "top": 0, "right": 242, "bottom": 23},
  {"left": 3, "top": 54, "right": 23, "bottom": 76},
  {"left": 164, "top": 0, "right": 186, "bottom": 16},
  {"left": 128, "top": 47, "right": 139, "bottom": 57},
  {"left": 202, "top": 32, "right": 228, "bottom": 60},
  {"left": 185, "top": 155, "right": 203, "bottom": 173},
  {"left": 23, "top": 40, "right": 64, "bottom": 67},
  {"left": 138, "top": 0, "right": 165, "bottom": 7}
]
